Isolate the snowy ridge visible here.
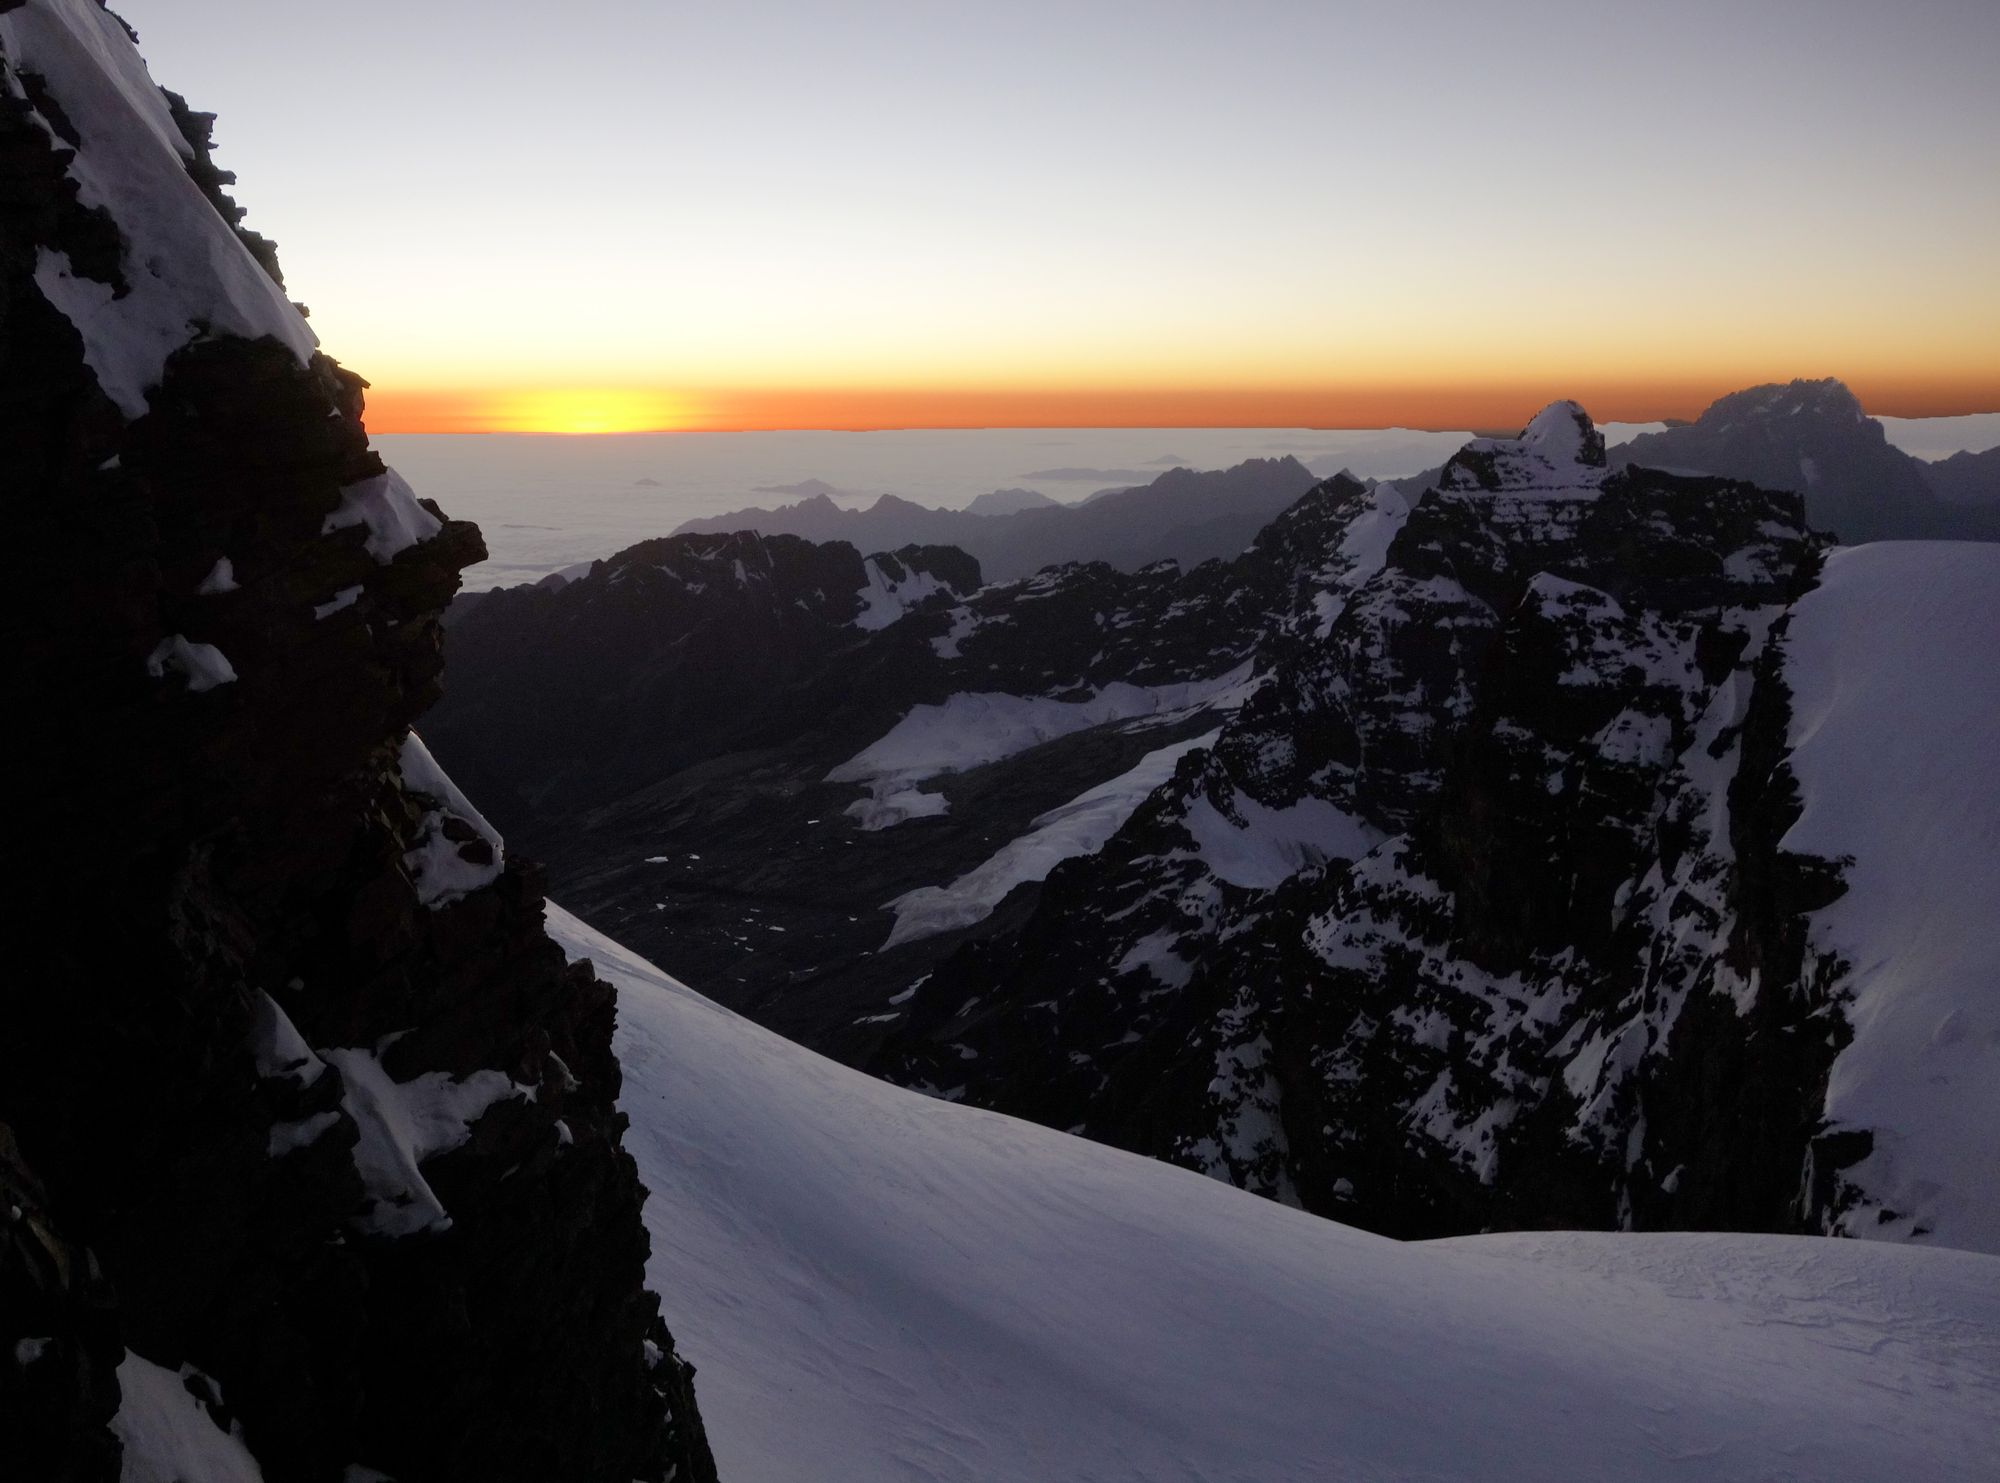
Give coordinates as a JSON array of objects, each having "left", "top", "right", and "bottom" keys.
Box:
[
  {"left": 0, "top": 0, "right": 316, "bottom": 417},
  {"left": 557, "top": 906, "right": 2000, "bottom": 1483}
]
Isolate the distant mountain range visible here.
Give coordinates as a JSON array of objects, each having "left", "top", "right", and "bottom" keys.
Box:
[
  {"left": 672, "top": 457, "right": 1322, "bottom": 582},
  {"left": 659, "top": 381, "right": 1994, "bottom": 588}
]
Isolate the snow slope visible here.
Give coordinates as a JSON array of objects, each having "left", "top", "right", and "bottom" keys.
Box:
[
  {"left": 1781, "top": 543, "right": 2000, "bottom": 1253},
  {"left": 554, "top": 906, "right": 2000, "bottom": 1483}
]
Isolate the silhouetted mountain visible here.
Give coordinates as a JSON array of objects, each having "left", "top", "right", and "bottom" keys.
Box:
[
  {"left": 1612, "top": 377, "right": 2000, "bottom": 541},
  {"left": 967, "top": 485, "right": 1062, "bottom": 514},
  {"left": 1922, "top": 444, "right": 2000, "bottom": 507},
  {"left": 673, "top": 456, "right": 1319, "bottom": 581}
]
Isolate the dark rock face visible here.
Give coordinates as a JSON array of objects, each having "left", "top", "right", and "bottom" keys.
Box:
[
  {"left": 1612, "top": 377, "right": 1999, "bottom": 542},
  {"left": 3, "top": 8, "right": 713, "bottom": 1480},
  {"left": 1922, "top": 443, "right": 2000, "bottom": 508}
]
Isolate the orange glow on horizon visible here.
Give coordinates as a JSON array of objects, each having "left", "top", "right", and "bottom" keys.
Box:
[
  {"left": 391, "top": 388, "right": 695, "bottom": 435},
  {"left": 360, "top": 375, "right": 2000, "bottom": 436}
]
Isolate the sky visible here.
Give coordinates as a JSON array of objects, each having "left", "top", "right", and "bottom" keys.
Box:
[{"left": 112, "top": 0, "right": 2000, "bottom": 432}]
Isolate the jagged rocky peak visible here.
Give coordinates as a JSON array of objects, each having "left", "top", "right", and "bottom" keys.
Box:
[
  {"left": 1444, "top": 399, "right": 1608, "bottom": 494},
  {"left": 1700, "top": 376, "right": 1868, "bottom": 429},
  {"left": 1608, "top": 375, "right": 1997, "bottom": 542},
  {"left": 2, "top": 4, "right": 714, "bottom": 1480}
]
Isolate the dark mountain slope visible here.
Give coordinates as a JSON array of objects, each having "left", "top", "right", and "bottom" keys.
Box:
[{"left": 1922, "top": 443, "right": 2000, "bottom": 507}]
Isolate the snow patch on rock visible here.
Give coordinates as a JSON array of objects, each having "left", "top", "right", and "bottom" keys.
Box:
[
  {"left": 853, "top": 555, "right": 953, "bottom": 630},
  {"left": 322, "top": 468, "right": 442, "bottom": 565},
  {"left": 397, "top": 731, "right": 503, "bottom": 907},
  {"left": 110, "top": 1351, "right": 266, "bottom": 1483},
  {"left": 145, "top": 634, "right": 236, "bottom": 691},
  {"left": 320, "top": 1044, "right": 526, "bottom": 1238},
  {"left": 0, "top": 0, "right": 315, "bottom": 417}
]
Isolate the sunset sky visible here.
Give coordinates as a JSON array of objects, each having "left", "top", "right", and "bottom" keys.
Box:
[{"left": 118, "top": 0, "right": 2000, "bottom": 432}]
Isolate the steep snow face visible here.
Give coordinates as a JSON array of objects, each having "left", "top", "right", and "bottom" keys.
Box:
[
  {"left": 555, "top": 908, "right": 2000, "bottom": 1483},
  {"left": 1781, "top": 543, "right": 2000, "bottom": 1253},
  {"left": 0, "top": 0, "right": 316, "bottom": 416}
]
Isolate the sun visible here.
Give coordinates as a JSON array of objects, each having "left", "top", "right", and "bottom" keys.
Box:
[{"left": 491, "top": 388, "right": 688, "bottom": 434}]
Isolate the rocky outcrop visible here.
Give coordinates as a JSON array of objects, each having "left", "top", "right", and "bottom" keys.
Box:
[{"left": 2, "top": 4, "right": 713, "bottom": 1478}]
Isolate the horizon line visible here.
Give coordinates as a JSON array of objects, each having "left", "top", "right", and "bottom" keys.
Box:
[{"left": 353, "top": 380, "right": 2000, "bottom": 437}]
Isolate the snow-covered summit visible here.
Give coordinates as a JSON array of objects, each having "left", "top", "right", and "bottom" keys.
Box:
[{"left": 1446, "top": 399, "right": 1609, "bottom": 496}]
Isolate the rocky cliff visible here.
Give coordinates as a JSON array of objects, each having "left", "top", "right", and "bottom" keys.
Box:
[{"left": 1, "top": 4, "right": 714, "bottom": 1478}]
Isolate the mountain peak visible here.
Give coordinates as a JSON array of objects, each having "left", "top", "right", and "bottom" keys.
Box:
[
  {"left": 1518, "top": 400, "right": 1606, "bottom": 466},
  {"left": 1700, "top": 377, "right": 1865, "bottom": 426},
  {"left": 1444, "top": 400, "right": 1607, "bottom": 495}
]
